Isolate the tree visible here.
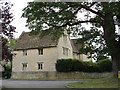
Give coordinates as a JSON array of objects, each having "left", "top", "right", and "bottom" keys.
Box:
[
  {"left": 0, "top": 1, "right": 16, "bottom": 37},
  {"left": 72, "top": 26, "right": 109, "bottom": 61},
  {"left": 0, "top": 0, "right": 15, "bottom": 61},
  {"left": 0, "top": 0, "right": 16, "bottom": 78},
  {"left": 22, "top": 2, "right": 120, "bottom": 76},
  {"left": 8, "top": 38, "right": 17, "bottom": 50}
]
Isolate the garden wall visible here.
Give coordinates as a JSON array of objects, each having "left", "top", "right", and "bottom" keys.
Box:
[{"left": 12, "top": 71, "right": 113, "bottom": 79}]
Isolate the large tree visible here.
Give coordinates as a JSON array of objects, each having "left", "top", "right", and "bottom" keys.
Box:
[
  {"left": 0, "top": 0, "right": 16, "bottom": 72},
  {"left": 22, "top": 2, "right": 120, "bottom": 76}
]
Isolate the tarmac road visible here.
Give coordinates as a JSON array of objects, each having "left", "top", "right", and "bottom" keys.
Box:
[{"left": 1, "top": 80, "right": 79, "bottom": 88}]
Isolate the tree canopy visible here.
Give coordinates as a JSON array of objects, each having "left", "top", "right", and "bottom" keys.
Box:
[
  {"left": 0, "top": 0, "right": 16, "bottom": 37},
  {"left": 0, "top": 0, "right": 16, "bottom": 62},
  {"left": 22, "top": 2, "right": 120, "bottom": 74}
]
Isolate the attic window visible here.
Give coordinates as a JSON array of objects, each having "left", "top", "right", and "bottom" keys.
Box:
[
  {"left": 38, "top": 49, "right": 43, "bottom": 55},
  {"left": 23, "top": 50, "right": 27, "bottom": 56},
  {"left": 63, "top": 47, "right": 69, "bottom": 56}
]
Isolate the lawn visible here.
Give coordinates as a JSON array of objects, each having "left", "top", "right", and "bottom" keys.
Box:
[{"left": 66, "top": 77, "right": 119, "bottom": 88}]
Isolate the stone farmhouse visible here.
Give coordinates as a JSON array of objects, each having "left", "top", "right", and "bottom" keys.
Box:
[{"left": 12, "top": 30, "right": 91, "bottom": 78}]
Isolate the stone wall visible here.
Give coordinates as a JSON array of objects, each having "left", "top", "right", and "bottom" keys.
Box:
[
  {"left": 12, "top": 47, "right": 58, "bottom": 72},
  {"left": 12, "top": 71, "right": 113, "bottom": 79}
]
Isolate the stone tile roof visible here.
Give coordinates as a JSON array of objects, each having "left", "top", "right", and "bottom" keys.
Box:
[
  {"left": 14, "top": 31, "right": 82, "bottom": 54},
  {"left": 14, "top": 32, "right": 58, "bottom": 50}
]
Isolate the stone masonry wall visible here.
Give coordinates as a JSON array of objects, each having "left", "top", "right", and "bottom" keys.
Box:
[{"left": 12, "top": 71, "right": 113, "bottom": 79}]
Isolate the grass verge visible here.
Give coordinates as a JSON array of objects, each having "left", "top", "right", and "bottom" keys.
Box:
[
  {"left": 8, "top": 78, "right": 82, "bottom": 81},
  {"left": 66, "top": 77, "right": 119, "bottom": 88}
]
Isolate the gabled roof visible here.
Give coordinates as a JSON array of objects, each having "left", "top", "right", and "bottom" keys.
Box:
[
  {"left": 14, "top": 32, "right": 59, "bottom": 50},
  {"left": 14, "top": 31, "right": 82, "bottom": 53}
]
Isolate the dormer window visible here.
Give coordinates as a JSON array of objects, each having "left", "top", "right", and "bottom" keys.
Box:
[
  {"left": 23, "top": 50, "right": 27, "bottom": 56},
  {"left": 38, "top": 48, "right": 43, "bottom": 55}
]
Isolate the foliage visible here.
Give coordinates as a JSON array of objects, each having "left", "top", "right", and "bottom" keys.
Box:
[
  {"left": 97, "top": 59, "right": 112, "bottom": 72},
  {"left": 22, "top": 2, "right": 120, "bottom": 74},
  {"left": 56, "top": 59, "right": 84, "bottom": 72},
  {"left": 56, "top": 59, "right": 112, "bottom": 72},
  {"left": 82, "top": 61, "right": 99, "bottom": 72},
  {"left": 2, "top": 63, "right": 12, "bottom": 79},
  {"left": 0, "top": 1, "right": 15, "bottom": 79},
  {"left": 2, "top": 38, "right": 12, "bottom": 79},
  {"left": 22, "top": 2, "right": 120, "bottom": 60},
  {"left": 2, "top": 37, "right": 12, "bottom": 62},
  {"left": 8, "top": 38, "right": 17, "bottom": 50},
  {"left": 0, "top": 0, "right": 15, "bottom": 61},
  {"left": 75, "top": 27, "right": 110, "bottom": 61},
  {"left": 0, "top": 0, "right": 16, "bottom": 37}
]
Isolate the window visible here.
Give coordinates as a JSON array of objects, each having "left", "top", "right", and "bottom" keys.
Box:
[
  {"left": 22, "top": 63, "right": 27, "bottom": 70},
  {"left": 63, "top": 47, "right": 69, "bottom": 56},
  {"left": 38, "top": 49, "right": 43, "bottom": 55},
  {"left": 37, "top": 62, "right": 43, "bottom": 70},
  {"left": 23, "top": 50, "right": 27, "bottom": 56}
]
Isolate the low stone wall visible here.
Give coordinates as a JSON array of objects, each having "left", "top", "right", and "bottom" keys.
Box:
[{"left": 12, "top": 71, "right": 114, "bottom": 79}]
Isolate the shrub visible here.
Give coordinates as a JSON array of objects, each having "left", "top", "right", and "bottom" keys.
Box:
[
  {"left": 82, "top": 62, "right": 99, "bottom": 72},
  {"left": 2, "top": 64, "right": 12, "bottom": 79},
  {"left": 71, "top": 60, "right": 84, "bottom": 71},
  {"left": 56, "top": 59, "right": 112, "bottom": 73},
  {"left": 97, "top": 59, "right": 112, "bottom": 72},
  {"left": 56, "top": 59, "right": 72, "bottom": 72},
  {"left": 56, "top": 59, "right": 84, "bottom": 72}
]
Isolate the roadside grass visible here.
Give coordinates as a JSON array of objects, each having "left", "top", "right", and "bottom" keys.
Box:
[
  {"left": 8, "top": 77, "right": 104, "bottom": 81},
  {"left": 66, "top": 77, "right": 119, "bottom": 88}
]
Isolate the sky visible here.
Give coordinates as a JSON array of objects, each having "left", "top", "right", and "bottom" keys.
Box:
[
  {"left": 9, "top": 0, "right": 120, "bottom": 38},
  {"left": 9, "top": 0, "right": 34, "bottom": 38},
  {"left": 9, "top": 0, "right": 94, "bottom": 38}
]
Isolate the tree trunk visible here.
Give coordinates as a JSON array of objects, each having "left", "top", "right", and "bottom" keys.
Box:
[
  {"left": 102, "top": 13, "right": 120, "bottom": 78},
  {"left": 112, "top": 54, "right": 120, "bottom": 77}
]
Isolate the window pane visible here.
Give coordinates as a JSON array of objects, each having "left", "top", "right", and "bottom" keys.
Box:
[
  {"left": 41, "top": 49, "right": 43, "bottom": 55},
  {"left": 38, "top": 63, "right": 43, "bottom": 70},
  {"left": 23, "top": 50, "right": 27, "bottom": 56},
  {"left": 22, "top": 63, "right": 27, "bottom": 70},
  {"left": 38, "top": 49, "right": 43, "bottom": 55}
]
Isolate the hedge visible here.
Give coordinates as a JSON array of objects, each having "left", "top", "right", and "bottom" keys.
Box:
[{"left": 56, "top": 59, "right": 112, "bottom": 72}]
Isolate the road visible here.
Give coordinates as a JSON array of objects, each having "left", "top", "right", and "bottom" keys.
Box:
[{"left": 1, "top": 80, "right": 79, "bottom": 88}]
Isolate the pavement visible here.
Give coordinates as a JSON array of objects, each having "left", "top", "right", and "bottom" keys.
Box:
[{"left": 1, "top": 80, "right": 79, "bottom": 88}]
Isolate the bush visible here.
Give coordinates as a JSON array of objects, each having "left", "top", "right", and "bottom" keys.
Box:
[
  {"left": 56, "top": 59, "right": 84, "bottom": 72},
  {"left": 97, "top": 59, "right": 112, "bottom": 72},
  {"left": 2, "top": 64, "right": 12, "bottom": 79},
  {"left": 56, "top": 59, "right": 112, "bottom": 73},
  {"left": 82, "top": 62, "right": 99, "bottom": 72}
]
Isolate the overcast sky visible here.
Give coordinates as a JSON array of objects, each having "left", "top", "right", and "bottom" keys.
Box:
[
  {"left": 9, "top": 0, "right": 120, "bottom": 38},
  {"left": 9, "top": 0, "right": 94, "bottom": 38},
  {"left": 9, "top": 0, "right": 34, "bottom": 38}
]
